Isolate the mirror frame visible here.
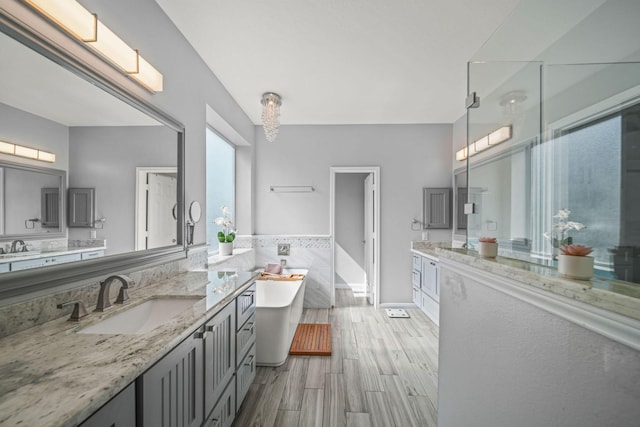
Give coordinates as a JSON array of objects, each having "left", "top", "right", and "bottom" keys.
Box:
[{"left": 0, "top": 8, "right": 186, "bottom": 302}]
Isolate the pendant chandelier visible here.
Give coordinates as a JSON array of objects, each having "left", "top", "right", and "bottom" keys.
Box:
[{"left": 261, "top": 92, "right": 282, "bottom": 142}]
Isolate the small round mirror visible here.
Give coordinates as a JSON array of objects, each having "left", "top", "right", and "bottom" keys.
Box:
[{"left": 189, "top": 201, "right": 202, "bottom": 223}]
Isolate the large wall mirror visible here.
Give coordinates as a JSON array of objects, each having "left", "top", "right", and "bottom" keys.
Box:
[{"left": 0, "top": 15, "right": 185, "bottom": 300}]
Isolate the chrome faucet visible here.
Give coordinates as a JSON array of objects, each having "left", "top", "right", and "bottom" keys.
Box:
[
  {"left": 95, "top": 275, "right": 134, "bottom": 312},
  {"left": 10, "top": 240, "right": 26, "bottom": 253}
]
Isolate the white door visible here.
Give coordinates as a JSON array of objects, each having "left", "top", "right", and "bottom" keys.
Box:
[
  {"left": 147, "top": 173, "right": 177, "bottom": 248},
  {"left": 364, "top": 173, "right": 375, "bottom": 305}
]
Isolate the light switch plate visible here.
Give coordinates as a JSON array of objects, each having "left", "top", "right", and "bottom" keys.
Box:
[
  {"left": 277, "top": 243, "right": 290, "bottom": 256},
  {"left": 464, "top": 203, "right": 476, "bottom": 214}
]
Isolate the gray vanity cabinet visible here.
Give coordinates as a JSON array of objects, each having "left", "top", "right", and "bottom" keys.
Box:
[
  {"left": 138, "top": 329, "right": 205, "bottom": 427},
  {"left": 204, "top": 301, "right": 236, "bottom": 420},
  {"left": 79, "top": 382, "right": 135, "bottom": 427}
]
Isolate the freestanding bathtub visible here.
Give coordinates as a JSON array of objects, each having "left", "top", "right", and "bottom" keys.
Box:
[{"left": 255, "top": 268, "right": 307, "bottom": 366}]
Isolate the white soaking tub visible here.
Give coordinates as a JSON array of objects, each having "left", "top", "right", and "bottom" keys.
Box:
[{"left": 255, "top": 269, "right": 307, "bottom": 366}]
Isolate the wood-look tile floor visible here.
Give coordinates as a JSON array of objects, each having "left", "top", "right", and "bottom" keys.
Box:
[{"left": 233, "top": 289, "right": 439, "bottom": 427}]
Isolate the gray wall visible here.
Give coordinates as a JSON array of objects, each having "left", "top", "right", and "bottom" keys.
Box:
[
  {"left": 254, "top": 124, "right": 453, "bottom": 304},
  {"left": 68, "top": 126, "right": 176, "bottom": 255},
  {"left": 335, "top": 173, "right": 367, "bottom": 287},
  {"left": 438, "top": 264, "right": 640, "bottom": 426},
  {"left": 81, "top": 0, "right": 256, "bottom": 245},
  {"left": 0, "top": 102, "right": 69, "bottom": 172}
]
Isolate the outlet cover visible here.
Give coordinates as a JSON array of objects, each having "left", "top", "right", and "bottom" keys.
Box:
[{"left": 277, "top": 243, "right": 290, "bottom": 256}]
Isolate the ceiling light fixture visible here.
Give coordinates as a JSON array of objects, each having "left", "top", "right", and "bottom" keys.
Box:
[
  {"left": 0, "top": 140, "right": 56, "bottom": 163},
  {"left": 455, "top": 125, "right": 512, "bottom": 161},
  {"left": 261, "top": 92, "right": 282, "bottom": 142},
  {"left": 24, "top": 0, "right": 163, "bottom": 92}
]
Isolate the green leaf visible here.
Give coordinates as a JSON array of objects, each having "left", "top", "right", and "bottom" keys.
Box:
[
  {"left": 217, "top": 231, "right": 226, "bottom": 243},
  {"left": 226, "top": 232, "right": 235, "bottom": 242}
]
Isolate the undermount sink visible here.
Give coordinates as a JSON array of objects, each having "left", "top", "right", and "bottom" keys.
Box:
[{"left": 78, "top": 296, "right": 203, "bottom": 335}]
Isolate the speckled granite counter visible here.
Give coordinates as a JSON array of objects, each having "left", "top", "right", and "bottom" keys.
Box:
[
  {"left": 0, "top": 270, "right": 257, "bottom": 427},
  {"left": 434, "top": 247, "right": 640, "bottom": 322},
  {"left": 410, "top": 241, "right": 452, "bottom": 260}
]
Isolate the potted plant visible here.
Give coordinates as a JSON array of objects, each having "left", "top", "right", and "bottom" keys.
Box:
[
  {"left": 558, "top": 244, "right": 594, "bottom": 280},
  {"left": 478, "top": 237, "right": 498, "bottom": 258},
  {"left": 213, "top": 205, "right": 236, "bottom": 256}
]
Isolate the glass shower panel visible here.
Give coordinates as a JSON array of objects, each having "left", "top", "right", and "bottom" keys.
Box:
[
  {"left": 466, "top": 61, "right": 542, "bottom": 257},
  {"left": 541, "top": 62, "right": 640, "bottom": 282}
]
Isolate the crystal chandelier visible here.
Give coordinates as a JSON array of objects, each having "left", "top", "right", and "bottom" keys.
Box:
[{"left": 261, "top": 92, "right": 282, "bottom": 142}]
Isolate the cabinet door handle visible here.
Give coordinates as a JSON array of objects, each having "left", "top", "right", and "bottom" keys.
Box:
[
  {"left": 244, "top": 355, "right": 255, "bottom": 371},
  {"left": 210, "top": 419, "right": 221, "bottom": 427},
  {"left": 193, "top": 327, "right": 206, "bottom": 339},
  {"left": 206, "top": 324, "right": 216, "bottom": 333},
  {"left": 244, "top": 322, "right": 254, "bottom": 334}
]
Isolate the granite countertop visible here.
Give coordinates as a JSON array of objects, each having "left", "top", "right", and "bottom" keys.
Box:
[
  {"left": 410, "top": 241, "right": 452, "bottom": 260},
  {"left": 0, "top": 245, "right": 107, "bottom": 265},
  {"left": 434, "top": 247, "right": 640, "bottom": 322},
  {"left": 0, "top": 270, "right": 258, "bottom": 427}
]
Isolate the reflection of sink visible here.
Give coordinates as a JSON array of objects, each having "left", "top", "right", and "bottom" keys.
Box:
[{"left": 78, "top": 297, "right": 203, "bottom": 335}]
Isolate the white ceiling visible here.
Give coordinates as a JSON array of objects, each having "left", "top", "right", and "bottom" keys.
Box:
[{"left": 155, "top": 0, "right": 521, "bottom": 125}]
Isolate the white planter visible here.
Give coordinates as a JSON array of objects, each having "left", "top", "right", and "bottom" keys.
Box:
[
  {"left": 558, "top": 254, "right": 593, "bottom": 280},
  {"left": 478, "top": 242, "right": 498, "bottom": 258},
  {"left": 219, "top": 242, "right": 233, "bottom": 256}
]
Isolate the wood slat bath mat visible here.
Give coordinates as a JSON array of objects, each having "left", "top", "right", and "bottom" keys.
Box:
[{"left": 289, "top": 323, "right": 332, "bottom": 356}]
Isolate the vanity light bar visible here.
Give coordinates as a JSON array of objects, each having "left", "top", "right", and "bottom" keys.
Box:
[
  {"left": 455, "top": 125, "right": 512, "bottom": 162},
  {"left": 0, "top": 140, "right": 56, "bottom": 163},
  {"left": 23, "top": 0, "right": 163, "bottom": 92}
]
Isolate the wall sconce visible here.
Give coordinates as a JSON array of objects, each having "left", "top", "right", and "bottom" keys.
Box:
[
  {"left": 24, "top": 0, "right": 163, "bottom": 92},
  {"left": 0, "top": 140, "right": 56, "bottom": 163},
  {"left": 455, "top": 125, "right": 512, "bottom": 161}
]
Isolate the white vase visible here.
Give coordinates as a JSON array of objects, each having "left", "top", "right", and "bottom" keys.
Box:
[
  {"left": 558, "top": 254, "right": 593, "bottom": 280},
  {"left": 219, "top": 242, "right": 233, "bottom": 256},
  {"left": 478, "top": 242, "right": 498, "bottom": 258}
]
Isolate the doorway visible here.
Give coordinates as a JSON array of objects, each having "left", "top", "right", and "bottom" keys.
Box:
[
  {"left": 135, "top": 167, "right": 178, "bottom": 250},
  {"left": 330, "top": 166, "right": 380, "bottom": 308}
]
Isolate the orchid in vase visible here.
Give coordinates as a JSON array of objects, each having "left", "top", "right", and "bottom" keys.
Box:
[
  {"left": 543, "top": 209, "right": 586, "bottom": 249},
  {"left": 213, "top": 205, "right": 236, "bottom": 243}
]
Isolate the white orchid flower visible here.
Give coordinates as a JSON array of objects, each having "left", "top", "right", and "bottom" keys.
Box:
[
  {"left": 553, "top": 209, "right": 571, "bottom": 220},
  {"left": 213, "top": 217, "right": 225, "bottom": 226},
  {"left": 567, "top": 221, "right": 586, "bottom": 231},
  {"left": 221, "top": 205, "right": 231, "bottom": 216}
]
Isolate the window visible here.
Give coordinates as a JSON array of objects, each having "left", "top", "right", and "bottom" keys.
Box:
[{"left": 206, "top": 127, "right": 235, "bottom": 252}]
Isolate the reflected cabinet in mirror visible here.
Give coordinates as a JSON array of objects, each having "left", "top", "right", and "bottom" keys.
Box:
[{"left": 0, "top": 15, "right": 185, "bottom": 297}]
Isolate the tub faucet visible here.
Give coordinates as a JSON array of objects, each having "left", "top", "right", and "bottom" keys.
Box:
[
  {"left": 95, "top": 274, "right": 134, "bottom": 312},
  {"left": 10, "top": 240, "right": 26, "bottom": 253},
  {"left": 280, "top": 259, "right": 287, "bottom": 267}
]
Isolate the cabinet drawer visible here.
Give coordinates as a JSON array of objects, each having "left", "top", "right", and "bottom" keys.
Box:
[
  {"left": 236, "top": 283, "right": 256, "bottom": 330},
  {"left": 236, "top": 313, "right": 256, "bottom": 368},
  {"left": 80, "top": 382, "right": 135, "bottom": 427},
  {"left": 412, "top": 287, "right": 421, "bottom": 307},
  {"left": 236, "top": 344, "right": 256, "bottom": 411},
  {"left": 412, "top": 270, "right": 421, "bottom": 288},
  {"left": 412, "top": 254, "right": 422, "bottom": 270},
  {"left": 204, "top": 379, "right": 235, "bottom": 427}
]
